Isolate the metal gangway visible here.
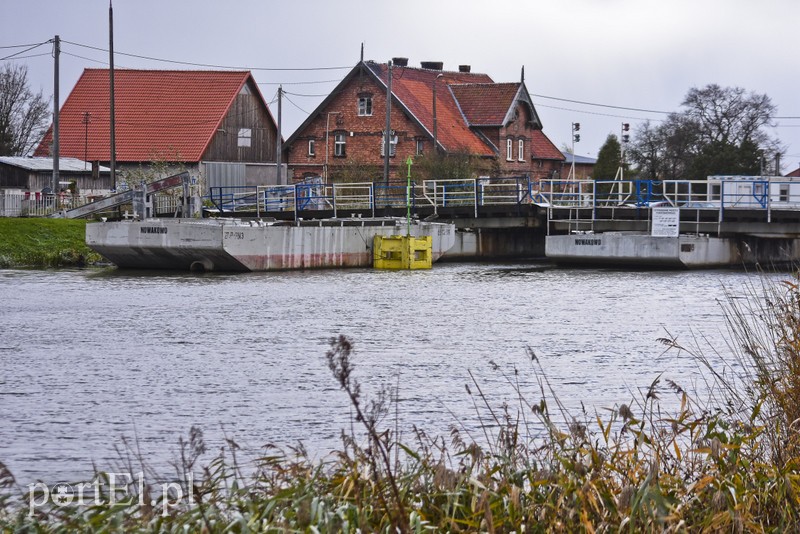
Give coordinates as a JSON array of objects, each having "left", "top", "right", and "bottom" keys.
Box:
[
  {"left": 207, "top": 175, "right": 533, "bottom": 219},
  {"left": 54, "top": 172, "right": 192, "bottom": 219},
  {"left": 537, "top": 176, "right": 800, "bottom": 236}
]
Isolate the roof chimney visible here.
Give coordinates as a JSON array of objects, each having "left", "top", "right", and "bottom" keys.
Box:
[
  {"left": 458, "top": 65, "right": 471, "bottom": 73},
  {"left": 420, "top": 61, "right": 443, "bottom": 71},
  {"left": 392, "top": 57, "right": 408, "bottom": 67}
]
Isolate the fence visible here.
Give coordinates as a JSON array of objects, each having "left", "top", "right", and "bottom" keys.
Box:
[{"left": 0, "top": 191, "right": 95, "bottom": 217}]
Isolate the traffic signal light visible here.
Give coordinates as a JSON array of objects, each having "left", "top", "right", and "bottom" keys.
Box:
[
  {"left": 572, "top": 122, "right": 580, "bottom": 132},
  {"left": 622, "top": 123, "right": 630, "bottom": 131},
  {"left": 574, "top": 134, "right": 581, "bottom": 143}
]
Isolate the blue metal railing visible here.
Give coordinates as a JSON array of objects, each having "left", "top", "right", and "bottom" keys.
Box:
[{"left": 207, "top": 177, "right": 800, "bottom": 219}]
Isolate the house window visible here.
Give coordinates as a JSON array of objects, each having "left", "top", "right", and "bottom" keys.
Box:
[
  {"left": 506, "top": 138, "right": 513, "bottom": 161},
  {"left": 518, "top": 139, "right": 524, "bottom": 161},
  {"left": 381, "top": 133, "right": 398, "bottom": 157},
  {"left": 710, "top": 184, "right": 721, "bottom": 201},
  {"left": 416, "top": 139, "right": 424, "bottom": 156},
  {"left": 308, "top": 139, "right": 315, "bottom": 157},
  {"left": 780, "top": 184, "right": 789, "bottom": 202},
  {"left": 238, "top": 128, "right": 252, "bottom": 148},
  {"left": 334, "top": 132, "right": 346, "bottom": 157},
  {"left": 358, "top": 96, "right": 373, "bottom": 116}
]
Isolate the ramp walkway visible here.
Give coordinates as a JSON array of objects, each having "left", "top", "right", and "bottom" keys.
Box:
[{"left": 56, "top": 172, "right": 190, "bottom": 219}]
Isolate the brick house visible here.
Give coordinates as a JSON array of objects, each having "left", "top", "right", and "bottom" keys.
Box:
[
  {"left": 284, "top": 59, "right": 564, "bottom": 183},
  {"left": 35, "top": 69, "right": 282, "bottom": 191}
]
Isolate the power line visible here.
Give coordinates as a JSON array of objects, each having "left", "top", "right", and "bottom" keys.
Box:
[
  {"left": 61, "top": 40, "right": 352, "bottom": 72},
  {"left": 282, "top": 93, "right": 310, "bottom": 115},
  {"left": 3, "top": 52, "right": 51, "bottom": 61},
  {"left": 533, "top": 102, "right": 664, "bottom": 122},
  {"left": 0, "top": 42, "right": 49, "bottom": 49},
  {"left": 0, "top": 40, "right": 50, "bottom": 62},
  {"left": 530, "top": 92, "right": 672, "bottom": 115},
  {"left": 257, "top": 78, "right": 342, "bottom": 86},
  {"left": 63, "top": 51, "right": 120, "bottom": 67},
  {"left": 283, "top": 90, "right": 332, "bottom": 98}
]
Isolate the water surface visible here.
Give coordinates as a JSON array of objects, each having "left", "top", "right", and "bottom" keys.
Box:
[{"left": 0, "top": 264, "right": 768, "bottom": 484}]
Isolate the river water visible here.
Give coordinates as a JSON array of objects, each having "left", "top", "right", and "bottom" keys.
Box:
[{"left": 0, "top": 264, "right": 775, "bottom": 485}]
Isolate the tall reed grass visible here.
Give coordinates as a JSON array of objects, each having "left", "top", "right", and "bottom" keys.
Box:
[{"left": 2, "top": 275, "right": 800, "bottom": 531}]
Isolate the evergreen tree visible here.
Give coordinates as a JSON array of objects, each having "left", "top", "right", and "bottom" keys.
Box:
[{"left": 593, "top": 134, "right": 622, "bottom": 181}]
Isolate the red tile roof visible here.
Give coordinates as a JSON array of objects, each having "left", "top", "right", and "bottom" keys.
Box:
[
  {"left": 787, "top": 166, "right": 800, "bottom": 178},
  {"left": 367, "top": 62, "right": 497, "bottom": 156},
  {"left": 35, "top": 69, "right": 260, "bottom": 162},
  {"left": 449, "top": 83, "right": 521, "bottom": 126},
  {"left": 530, "top": 130, "right": 565, "bottom": 161}
]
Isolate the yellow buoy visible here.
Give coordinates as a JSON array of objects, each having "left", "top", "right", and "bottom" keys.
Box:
[{"left": 373, "top": 234, "right": 432, "bottom": 270}]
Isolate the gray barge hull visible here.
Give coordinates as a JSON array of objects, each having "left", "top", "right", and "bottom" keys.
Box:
[{"left": 86, "top": 218, "right": 456, "bottom": 271}]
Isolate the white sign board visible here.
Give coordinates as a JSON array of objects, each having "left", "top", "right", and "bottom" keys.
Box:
[{"left": 651, "top": 207, "right": 680, "bottom": 237}]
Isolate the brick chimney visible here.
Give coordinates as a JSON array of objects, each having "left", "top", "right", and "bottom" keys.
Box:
[{"left": 420, "top": 61, "right": 444, "bottom": 70}]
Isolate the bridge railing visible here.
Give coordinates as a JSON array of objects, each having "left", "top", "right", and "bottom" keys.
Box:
[
  {"left": 477, "top": 176, "right": 529, "bottom": 205},
  {"left": 332, "top": 182, "right": 373, "bottom": 214},
  {"left": 422, "top": 179, "right": 476, "bottom": 209},
  {"left": 534, "top": 179, "right": 597, "bottom": 207},
  {"left": 208, "top": 186, "right": 260, "bottom": 213}
]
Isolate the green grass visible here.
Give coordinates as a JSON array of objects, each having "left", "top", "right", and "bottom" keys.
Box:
[{"left": 0, "top": 218, "right": 103, "bottom": 268}]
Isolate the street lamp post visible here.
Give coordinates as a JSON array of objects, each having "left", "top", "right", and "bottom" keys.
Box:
[{"left": 612, "top": 123, "right": 630, "bottom": 203}]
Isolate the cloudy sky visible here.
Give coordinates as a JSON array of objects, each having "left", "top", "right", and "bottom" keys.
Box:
[{"left": 3, "top": 0, "right": 799, "bottom": 172}]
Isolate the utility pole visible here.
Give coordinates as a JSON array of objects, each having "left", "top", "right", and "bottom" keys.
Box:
[
  {"left": 82, "top": 112, "right": 91, "bottom": 169},
  {"left": 432, "top": 73, "right": 443, "bottom": 153},
  {"left": 52, "top": 35, "right": 60, "bottom": 195},
  {"left": 276, "top": 86, "right": 283, "bottom": 185},
  {"left": 109, "top": 1, "right": 116, "bottom": 191},
  {"left": 383, "top": 60, "right": 392, "bottom": 188},
  {"left": 612, "top": 123, "right": 630, "bottom": 203}
]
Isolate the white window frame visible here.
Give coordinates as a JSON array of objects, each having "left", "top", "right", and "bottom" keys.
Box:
[
  {"left": 506, "top": 138, "right": 513, "bottom": 161},
  {"left": 416, "top": 139, "right": 424, "bottom": 156},
  {"left": 518, "top": 139, "right": 524, "bottom": 161},
  {"left": 238, "top": 128, "right": 252, "bottom": 148},
  {"left": 308, "top": 139, "right": 315, "bottom": 156},
  {"left": 334, "top": 132, "right": 346, "bottom": 157},
  {"left": 358, "top": 96, "right": 373, "bottom": 116}
]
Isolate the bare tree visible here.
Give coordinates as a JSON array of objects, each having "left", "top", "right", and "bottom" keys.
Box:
[
  {"left": 629, "top": 84, "right": 781, "bottom": 180},
  {"left": 0, "top": 63, "right": 50, "bottom": 156}
]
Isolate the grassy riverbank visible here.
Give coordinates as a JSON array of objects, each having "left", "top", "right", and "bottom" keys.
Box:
[
  {"left": 1, "top": 278, "right": 799, "bottom": 531},
  {"left": 0, "top": 218, "right": 103, "bottom": 268}
]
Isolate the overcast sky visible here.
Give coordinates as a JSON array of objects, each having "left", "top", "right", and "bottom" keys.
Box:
[{"left": 3, "top": 0, "right": 799, "bottom": 172}]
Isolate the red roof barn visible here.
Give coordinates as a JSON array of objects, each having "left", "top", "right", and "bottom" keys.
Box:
[{"left": 35, "top": 69, "right": 282, "bottom": 189}]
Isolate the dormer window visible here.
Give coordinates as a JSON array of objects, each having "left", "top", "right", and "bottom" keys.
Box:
[{"left": 358, "top": 95, "right": 373, "bottom": 116}]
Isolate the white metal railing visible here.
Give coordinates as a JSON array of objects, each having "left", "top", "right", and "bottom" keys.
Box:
[
  {"left": 422, "top": 179, "right": 477, "bottom": 215},
  {"left": 332, "top": 182, "right": 373, "bottom": 213},
  {"left": 476, "top": 177, "right": 527, "bottom": 205},
  {"left": 0, "top": 192, "right": 98, "bottom": 217}
]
